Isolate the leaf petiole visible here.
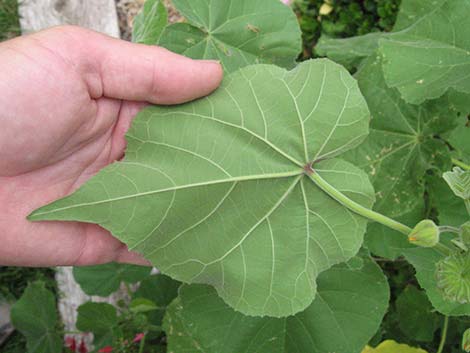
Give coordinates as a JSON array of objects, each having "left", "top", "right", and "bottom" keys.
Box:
[
  {"left": 307, "top": 171, "right": 412, "bottom": 235},
  {"left": 452, "top": 158, "right": 470, "bottom": 171},
  {"left": 437, "top": 316, "right": 449, "bottom": 353},
  {"left": 435, "top": 243, "right": 452, "bottom": 257},
  {"left": 438, "top": 225, "right": 461, "bottom": 234}
]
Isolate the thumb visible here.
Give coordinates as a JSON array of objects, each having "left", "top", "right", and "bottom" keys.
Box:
[{"left": 63, "top": 26, "right": 223, "bottom": 104}]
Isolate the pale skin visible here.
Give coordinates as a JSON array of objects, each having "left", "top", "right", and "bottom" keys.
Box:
[{"left": 0, "top": 26, "right": 223, "bottom": 267}]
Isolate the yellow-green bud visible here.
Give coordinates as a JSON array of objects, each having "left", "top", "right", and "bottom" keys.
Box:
[
  {"left": 462, "top": 328, "right": 470, "bottom": 352},
  {"left": 408, "top": 220, "right": 440, "bottom": 248}
]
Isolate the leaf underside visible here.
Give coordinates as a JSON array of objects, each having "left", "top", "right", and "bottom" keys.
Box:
[
  {"left": 158, "top": 0, "right": 302, "bottom": 73},
  {"left": 163, "top": 255, "right": 389, "bottom": 353},
  {"left": 29, "top": 59, "right": 374, "bottom": 317}
]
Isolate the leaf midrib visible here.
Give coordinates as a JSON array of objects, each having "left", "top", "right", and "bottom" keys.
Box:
[{"left": 29, "top": 170, "right": 303, "bottom": 217}]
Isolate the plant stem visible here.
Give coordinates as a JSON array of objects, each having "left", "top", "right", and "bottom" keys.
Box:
[
  {"left": 435, "top": 243, "right": 452, "bottom": 256},
  {"left": 452, "top": 157, "right": 470, "bottom": 171},
  {"left": 307, "top": 172, "right": 412, "bottom": 235},
  {"left": 465, "top": 199, "right": 470, "bottom": 216},
  {"left": 138, "top": 333, "right": 146, "bottom": 353},
  {"left": 437, "top": 316, "right": 449, "bottom": 353},
  {"left": 438, "top": 225, "right": 461, "bottom": 234}
]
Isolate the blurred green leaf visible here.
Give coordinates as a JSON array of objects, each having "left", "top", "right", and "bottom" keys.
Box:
[
  {"left": 396, "top": 286, "right": 440, "bottom": 342},
  {"left": 132, "top": 0, "right": 167, "bottom": 44},
  {"left": 10, "top": 281, "right": 61, "bottom": 353},
  {"left": 73, "top": 263, "right": 151, "bottom": 296}
]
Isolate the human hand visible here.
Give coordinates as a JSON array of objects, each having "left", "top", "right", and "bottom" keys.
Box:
[{"left": 0, "top": 26, "right": 223, "bottom": 267}]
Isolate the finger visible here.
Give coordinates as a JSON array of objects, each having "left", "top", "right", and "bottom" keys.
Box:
[
  {"left": 72, "top": 224, "right": 151, "bottom": 267},
  {"left": 115, "top": 247, "right": 152, "bottom": 267},
  {"left": 108, "top": 100, "right": 148, "bottom": 162},
  {"left": 61, "top": 27, "right": 223, "bottom": 104}
]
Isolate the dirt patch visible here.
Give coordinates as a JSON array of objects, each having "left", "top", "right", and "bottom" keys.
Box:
[{"left": 115, "top": 0, "right": 183, "bottom": 40}]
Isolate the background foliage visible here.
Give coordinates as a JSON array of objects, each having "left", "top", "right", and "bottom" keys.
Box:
[
  {"left": 294, "top": 0, "right": 401, "bottom": 58},
  {"left": 0, "top": 0, "right": 20, "bottom": 41}
]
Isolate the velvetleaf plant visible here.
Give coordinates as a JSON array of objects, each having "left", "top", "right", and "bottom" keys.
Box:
[
  {"left": 30, "top": 56, "right": 378, "bottom": 318},
  {"left": 21, "top": 0, "right": 470, "bottom": 351}
]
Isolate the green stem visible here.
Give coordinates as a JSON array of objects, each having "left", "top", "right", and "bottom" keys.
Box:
[
  {"left": 452, "top": 158, "right": 470, "bottom": 171},
  {"left": 435, "top": 243, "right": 452, "bottom": 256},
  {"left": 437, "top": 316, "right": 449, "bottom": 353},
  {"left": 439, "top": 225, "right": 461, "bottom": 234},
  {"left": 307, "top": 172, "right": 412, "bottom": 235},
  {"left": 138, "top": 333, "right": 146, "bottom": 353},
  {"left": 465, "top": 199, "right": 470, "bottom": 216}
]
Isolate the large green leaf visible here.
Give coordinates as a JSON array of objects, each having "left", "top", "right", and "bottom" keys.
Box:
[
  {"left": 10, "top": 281, "right": 62, "bottom": 353},
  {"left": 315, "top": 0, "right": 442, "bottom": 69},
  {"left": 343, "top": 56, "right": 456, "bottom": 259},
  {"left": 29, "top": 59, "right": 374, "bottom": 317},
  {"left": 379, "top": 0, "right": 470, "bottom": 104},
  {"left": 157, "top": 0, "right": 302, "bottom": 72},
  {"left": 392, "top": 0, "right": 443, "bottom": 31},
  {"left": 73, "top": 263, "right": 152, "bottom": 297},
  {"left": 132, "top": 0, "right": 168, "bottom": 45},
  {"left": 163, "top": 255, "right": 389, "bottom": 353}
]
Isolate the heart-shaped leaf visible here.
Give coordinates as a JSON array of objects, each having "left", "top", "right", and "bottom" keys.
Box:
[
  {"left": 157, "top": 0, "right": 302, "bottom": 72},
  {"left": 29, "top": 59, "right": 373, "bottom": 317}
]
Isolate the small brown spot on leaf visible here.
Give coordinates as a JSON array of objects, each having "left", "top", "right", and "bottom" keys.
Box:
[{"left": 246, "top": 24, "right": 260, "bottom": 33}]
